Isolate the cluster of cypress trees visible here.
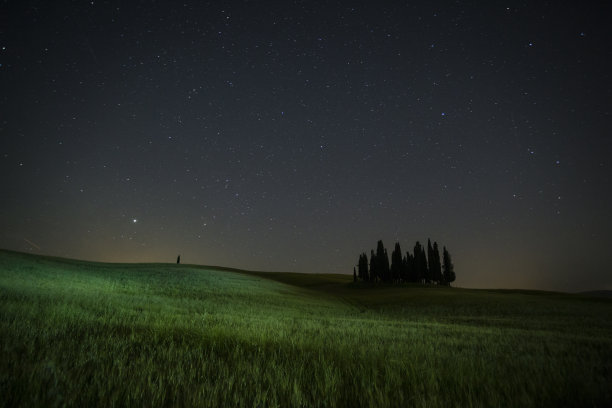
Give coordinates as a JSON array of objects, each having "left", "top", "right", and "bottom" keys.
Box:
[{"left": 353, "top": 239, "right": 456, "bottom": 285}]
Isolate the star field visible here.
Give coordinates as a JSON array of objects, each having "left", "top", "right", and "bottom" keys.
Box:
[{"left": 1, "top": 1, "right": 611, "bottom": 291}]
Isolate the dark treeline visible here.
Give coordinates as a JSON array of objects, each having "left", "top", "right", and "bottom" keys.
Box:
[{"left": 353, "top": 240, "right": 456, "bottom": 286}]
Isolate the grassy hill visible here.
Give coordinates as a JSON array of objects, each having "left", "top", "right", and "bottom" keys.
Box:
[{"left": 1, "top": 250, "right": 611, "bottom": 407}]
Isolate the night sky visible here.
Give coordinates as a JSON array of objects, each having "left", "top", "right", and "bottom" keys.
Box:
[{"left": 1, "top": 1, "right": 611, "bottom": 292}]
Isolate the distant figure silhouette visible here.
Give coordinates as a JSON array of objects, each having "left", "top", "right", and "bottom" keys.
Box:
[{"left": 177, "top": 255, "right": 181, "bottom": 264}]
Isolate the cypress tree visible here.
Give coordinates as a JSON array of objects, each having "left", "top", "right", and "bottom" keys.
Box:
[
  {"left": 442, "top": 246, "right": 456, "bottom": 286},
  {"left": 413, "top": 241, "right": 424, "bottom": 283},
  {"left": 359, "top": 253, "right": 368, "bottom": 280},
  {"left": 376, "top": 240, "right": 389, "bottom": 282},
  {"left": 432, "top": 242, "right": 442, "bottom": 284},
  {"left": 401, "top": 253, "right": 410, "bottom": 283},
  {"left": 383, "top": 248, "right": 390, "bottom": 282},
  {"left": 370, "top": 249, "right": 377, "bottom": 282},
  {"left": 425, "top": 239, "right": 434, "bottom": 284},
  {"left": 359, "top": 253, "right": 369, "bottom": 281},
  {"left": 405, "top": 252, "right": 415, "bottom": 282},
  {"left": 391, "top": 242, "right": 403, "bottom": 283},
  {"left": 421, "top": 246, "right": 428, "bottom": 283}
]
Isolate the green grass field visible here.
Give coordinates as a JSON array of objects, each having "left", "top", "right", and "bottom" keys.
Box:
[{"left": 1, "top": 249, "right": 611, "bottom": 407}]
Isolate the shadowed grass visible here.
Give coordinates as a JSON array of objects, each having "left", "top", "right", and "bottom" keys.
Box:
[{"left": 1, "top": 249, "right": 611, "bottom": 407}]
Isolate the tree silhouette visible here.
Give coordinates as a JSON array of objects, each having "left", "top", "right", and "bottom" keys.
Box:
[
  {"left": 355, "top": 239, "right": 456, "bottom": 287},
  {"left": 425, "top": 239, "right": 434, "bottom": 284},
  {"left": 405, "top": 252, "right": 415, "bottom": 282},
  {"left": 391, "top": 242, "right": 403, "bottom": 283},
  {"left": 383, "top": 248, "right": 390, "bottom": 282},
  {"left": 370, "top": 249, "right": 377, "bottom": 282},
  {"left": 376, "top": 240, "right": 389, "bottom": 282},
  {"left": 431, "top": 242, "right": 442, "bottom": 284},
  {"left": 413, "top": 242, "right": 425, "bottom": 283},
  {"left": 358, "top": 253, "right": 369, "bottom": 281},
  {"left": 443, "top": 246, "right": 456, "bottom": 286},
  {"left": 421, "top": 246, "right": 428, "bottom": 283}
]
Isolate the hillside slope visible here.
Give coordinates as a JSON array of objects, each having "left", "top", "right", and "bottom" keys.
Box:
[{"left": 1, "top": 250, "right": 611, "bottom": 407}]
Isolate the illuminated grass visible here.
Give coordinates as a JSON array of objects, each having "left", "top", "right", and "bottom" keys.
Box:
[{"left": 1, "top": 249, "right": 611, "bottom": 407}]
